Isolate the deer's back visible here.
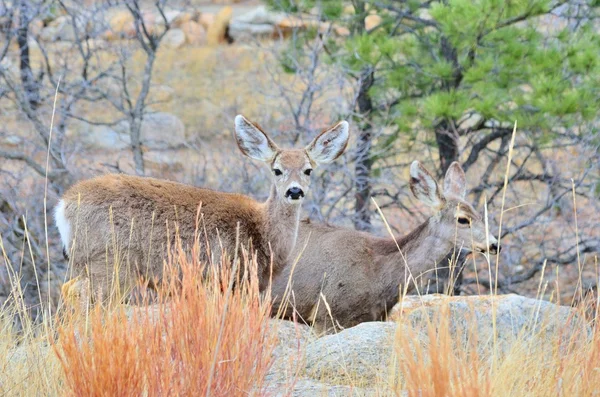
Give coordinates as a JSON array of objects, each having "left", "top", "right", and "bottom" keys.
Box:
[{"left": 61, "top": 174, "right": 266, "bottom": 280}]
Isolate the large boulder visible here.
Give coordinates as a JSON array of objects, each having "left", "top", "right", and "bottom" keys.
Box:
[
  {"left": 162, "top": 28, "right": 186, "bottom": 48},
  {"left": 73, "top": 112, "right": 186, "bottom": 150},
  {"left": 181, "top": 21, "right": 206, "bottom": 45},
  {"left": 114, "top": 112, "right": 186, "bottom": 149},
  {"left": 391, "top": 294, "right": 587, "bottom": 352},
  {"left": 303, "top": 322, "right": 397, "bottom": 387},
  {"left": 228, "top": 6, "right": 284, "bottom": 42},
  {"left": 40, "top": 15, "right": 88, "bottom": 42},
  {"left": 107, "top": 9, "right": 135, "bottom": 38},
  {"left": 296, "top": 294, "right": 588, "bottom": 388},
  {"left": 78, "top": 124, "right": 131, "bottom": 150}
]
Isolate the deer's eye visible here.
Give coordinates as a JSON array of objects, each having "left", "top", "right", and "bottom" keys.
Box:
[
  {"left": 273, "top": 169, "right": 282, "bottom": 176},
  {"left": 304, "top": 169, "right": 312, "bottom": 176},
  {"left": 457, "top": 217, "right": 470, "bottom": 225}
]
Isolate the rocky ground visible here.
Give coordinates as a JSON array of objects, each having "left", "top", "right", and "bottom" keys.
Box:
[
  {"left": 263, "top": 294, "right": 587, "bottom": 395},
  {"left": 5, "top": 293, "right": 586, "bottom": 395}
]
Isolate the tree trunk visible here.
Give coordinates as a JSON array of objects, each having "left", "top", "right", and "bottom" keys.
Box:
[
  {"left": 435, "top": 35, "right": 463, "bottom": 175},
  {"left": 434, "top": 119, "right": 459, "bottom": 175},
  {"left": 353, "top": 68, "right": 374, "bottom": 231},
  {"left": 17, "top": 0, "right": 39, "bottom": 110},
  {"left": 130, "top": 119, "right": 145, "bottom": 175}
]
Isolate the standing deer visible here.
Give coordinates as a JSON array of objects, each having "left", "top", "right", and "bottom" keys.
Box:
[
  {"left": 271, "top": 161, "right": 500, "bottom": 332},
  {"left": 55, "top": 115, "right": 349, "bottom": 305}
]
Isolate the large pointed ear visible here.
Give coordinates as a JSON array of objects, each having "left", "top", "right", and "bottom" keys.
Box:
[
  {"left": 443, "top": 161, "right": 467, "bottom": 199},
  {"left": 410, "top": 161, "right": 445, "bottom": 209},
  {"left": 305, "top": 121, "right": 349, "bottom": 165},
  {"left": 234, "top": 115, "right": 279, "bottom": 162}
]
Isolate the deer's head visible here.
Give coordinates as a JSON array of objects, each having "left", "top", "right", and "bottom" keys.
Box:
[
  {"left": 410, "top": 161, "right": 499, "bottom": 255},
  {"left": 234, "top": 115, "right": 349, "bottom": 204}
]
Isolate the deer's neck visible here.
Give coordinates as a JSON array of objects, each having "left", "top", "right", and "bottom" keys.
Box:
[
  {"left": 376, "top": 217, "right": 455, "bottom": 305},
  {"left": 262, "top": 186, "right": 301, "bottom": 270}
]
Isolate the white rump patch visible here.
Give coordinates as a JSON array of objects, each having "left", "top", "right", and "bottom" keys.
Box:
[{"left": 54, "top": 200, "right": 71, "bottom": 252}]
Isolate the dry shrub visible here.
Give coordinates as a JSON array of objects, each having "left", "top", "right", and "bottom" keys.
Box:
[
  {"left": 394, "top": 297, "right": 600, "bottom": 397},
  {"left": 395, "top": 304, "right": 491, "bottom": 397},
  {"left": 54, "top": 240, "right": 276, "bottom": 396}
]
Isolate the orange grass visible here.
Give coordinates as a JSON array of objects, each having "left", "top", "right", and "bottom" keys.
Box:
[
  {"left": 54, "top": 240, "right": 276, "bottom": 396},
  {"left": 393, "top": 297, "right": 600, "bottom": 397},
  {"left": 395, "top": 304, "right": 492, "bottom": 397}
]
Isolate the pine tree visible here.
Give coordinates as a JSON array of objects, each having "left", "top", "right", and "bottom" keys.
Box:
[{"left": 268, "top": 0, "right": 600, "bottom": 230}]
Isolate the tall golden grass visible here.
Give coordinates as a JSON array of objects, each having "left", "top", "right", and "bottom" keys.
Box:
[
  {"left": 53, "top": 240, "right": 277, "bottom": 396},
  {"left": 393, "top": 296, "right": 599, "bottom": 397}
]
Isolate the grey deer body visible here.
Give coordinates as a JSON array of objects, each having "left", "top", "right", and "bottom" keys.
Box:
[
  {"left": 271, "top": 161, "right": 499, "bottom": 332},
  {"left": 56, "top": 116, "right": 349, "bottom": 305}
]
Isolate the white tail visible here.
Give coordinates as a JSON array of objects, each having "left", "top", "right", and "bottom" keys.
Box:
[
  {"left": 271, "top": 161, "right": 499, "bottom": 332},
  {"left": 56, "top": 116, "right": 349, "bottom": 306}
]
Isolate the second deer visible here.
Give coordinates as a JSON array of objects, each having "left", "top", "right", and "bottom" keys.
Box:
[
  {"left": 271, "top": 161, "right": 500, "bottom": 332},
  {"left": 56, "top": 115, "right": 349, "bottom": 305}
]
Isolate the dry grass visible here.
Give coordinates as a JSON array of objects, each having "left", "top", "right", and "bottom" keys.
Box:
[
  {"left": 392, "top": 298, "right": 599, "bottom": 397},
  {"left": 0, "top": 231, "right": 278, "bottom": 396},
  {"left": 54, "top": 241, "right": 277, "bottom": 396}
]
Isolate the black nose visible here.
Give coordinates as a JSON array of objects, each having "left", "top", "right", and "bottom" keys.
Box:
[
  {"left": 489, "top": 243, "right": 500, "bottom": 255},
  {"left": 285, "top": 187, "right": 304, "bottom": 200}
]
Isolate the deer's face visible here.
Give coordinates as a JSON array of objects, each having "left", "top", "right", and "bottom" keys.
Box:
[
  {"left": 270, "top": 150, "right": 314, "bottom": 204},
  {"left": 438, "top": 197, "right": 499, "bottom": 255},
  {"left": 410, "top": 161, "right": 499, "bottom": 255},
  {"left": 234, "top": 115, "right": 349, "bottom": 205}
]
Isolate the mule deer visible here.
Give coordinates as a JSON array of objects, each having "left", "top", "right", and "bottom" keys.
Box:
[
  {"left": 271, "top": 161, "right": 499, "bottom": 332},
  {"left": 56, "top": 115, "right": 349, "bottom": 305}
]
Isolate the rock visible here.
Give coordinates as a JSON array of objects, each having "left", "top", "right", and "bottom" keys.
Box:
[
  {"left": 108, "top": 9, "right": 134, "bottom": 37},
  {"left": 299, "top": 295, "right": 588, "bottom": 388},
  {"left": 228, "top": 6, "right": 287, "bottom": 41},
  {"left": 342, "top": 5, "right": 356, "bottom": 15},
  {"left": 170, "top": 10, "right": 201, "bottom": 28},
  {"left": 228, "top": 22, "right": 275, "bottom": 41},
  {"left": 275, "top": 17, "right": 308, "bottom": 39},
  {"left": 198, "top": 13, "right": 215, "bottom": 30},
  {"left": 163, "top": 10, "right": 182, "bottom": 25},
  {"left": 334, "top": 25, "right": 350, "bottom": 36},
  {"left": 268, "top": 320, "right": 315, "bottom": 384},
  {"left": 150, "top": 85, "right": 175, "bottom": 103},
  {"left": 458, "top": 111, "right": 484, "bottom": 130},
  {"left": 390, "top": 294, "right": 588, "bottom": 353},
  {"left": 2, "top": 135, "right": 23, "bottom": 147},
  {"left": 74, "top": 112, "right": 185, "bottom": 150},
  {"left": 29, "top": 18, "right": 44, "bottom": 37},
  {"left": 206, "top": 6, "right": 232, "bottom": 46},
  {"left": 40, "top": 15, "right": 80, "bottom": 42},
  {"left": 162, "top": 28, "right": 186, "bottom": 48},
  {"left": 303, "top": 322, "right": 397, "bottom": 386},
  {"left": 232, "top": 6, "right": 284, "bottom": 25},
  {"left": 181, "top": 21, "right": 206, "bottom": 45},
  {"left": 365, "top": 14, "right": 382, "bottom": 31},
  {"left": 78, "top": 124, "right": 131, "bottom": 150},
  {"left": 115, "top": 112, "right": 186, "bottom": 149}
]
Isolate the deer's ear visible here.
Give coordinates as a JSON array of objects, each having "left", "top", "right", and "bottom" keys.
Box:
[
  {"left": 305, "top": 121, "right": 349, "bottom": 164},
  {"left": 410, "top": 161, "right": 444, "bottom": 209},
  {"left": 234, "top": 115, "right": 279, "bottom": 162},
  {"left": 443, "top": 162, "right": 467, "bottom": 199}
]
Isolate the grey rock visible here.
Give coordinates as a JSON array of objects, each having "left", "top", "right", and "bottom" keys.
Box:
[
  {"left": 114, "top": 112, "right": 186, "bottom": 149},
  {"left": 162, "top": 28, "right": 186, "bottom": 49},
  {"left": 228, "top": 22, "right": 275, "bottom": 41},
  {"left": 303, "top": 322, "right": 397, "bottom": 386}
]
